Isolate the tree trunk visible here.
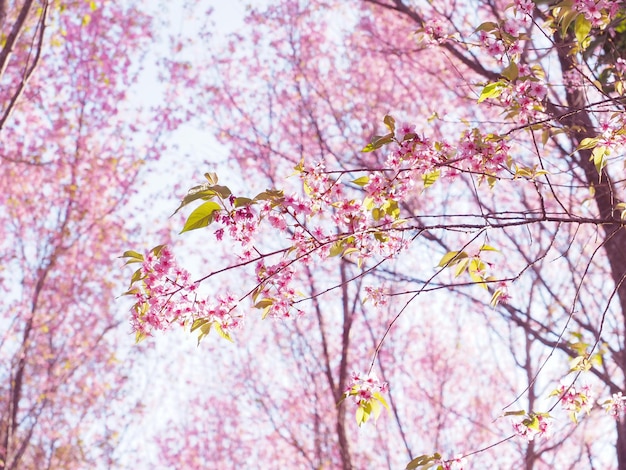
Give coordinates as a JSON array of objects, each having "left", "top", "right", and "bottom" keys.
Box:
[{"left": 555, "top": 31, "right": 626, "bottom": 470}]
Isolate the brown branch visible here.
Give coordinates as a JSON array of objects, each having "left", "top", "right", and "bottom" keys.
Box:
[
  {"left": 0, "top": 0, "right": 35, "bottom": 80},
  {"left": 0, "top": 1, "right": 49, "bottom": 132}
]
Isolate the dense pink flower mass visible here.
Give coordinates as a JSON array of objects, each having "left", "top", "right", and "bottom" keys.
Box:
[
  {"left": 0, "top": 0, "right": 189, "bottom": 466},
  {"left": 132, "top": 0, "right": 626, "bottom": 466},
  {"left": 129, "top": 246, "right": 242, "bottom": 340},
  {"left": 3, "top": 0, "right": 621, "bottom": 466}
]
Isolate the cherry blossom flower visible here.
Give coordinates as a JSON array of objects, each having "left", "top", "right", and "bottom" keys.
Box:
[{"left": 603, "top": 392, "right": 626, "bottom": 418}]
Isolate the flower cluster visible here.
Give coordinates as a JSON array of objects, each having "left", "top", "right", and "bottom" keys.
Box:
[
  {"left": 456, "top": 129, "right": 511, "bottom": 175},
  {"left": 364, "top": 286, "right": 389, "bottom": 308},
  {"left": 344, "top": 371, "right": 388, "bottom": 404},
  {"left": 253, "top": 259, "right": 299, "bottom": 319},
  {"left": 125, "top": 246, "right": 242, "bottom": 341},
  {"left": 299, "top": 164, "right": 408, "bottom": 265},
  {"left": 550, "top": 383, "right": 594, "bottom": 422},
  {"left": 419, "top": 18, "right": 449, "bottom": 45},
  {"left": 300, "top": 160, "right": 344, "bottom": 209},
  {"left": 195, "top": 293, "right": 242, "bottom": 334},
  {"left": 499, "top": 80, "right": 547, "bottom": 124},
  {"left": 476, "top": 14, "right": 530, "bottom": 62},
  {"left": 343, "top": 371, "right": 389, "bottom": 426},
  {"left": 511, "top": 412, "right": 552, "bottom": 441},
  {"left": 213, "top": 200, "right": 259, "bottom": 252},
  {"left": 514, "top": 0, "right": 535, "bottom": 16},
  {"left": 603, "top": 392, "right": 626, "bottom": 418},
  {"left": 490, "top": 281, "right": 512, "bottom": 306},
  {"left": 574, "top": 0, "right": 621, "bottom": 28},
  {"left": 436, "top": 456, "right": 465, "bottom": 470},
  {"left": 598, "top": 115, "right": 626, "bottom": 153},
  {"left": 129, "top": 246, "right": 195, "bottom": 338}
]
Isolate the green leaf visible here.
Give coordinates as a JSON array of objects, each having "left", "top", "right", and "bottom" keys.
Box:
[
  {"left": 209, "top": 184, "right": 232, "bottom": 199},
  {"left": 130, "top": 268, "right": 144, "bottom": 285},
  {"left": 591, "top": 145, "right": 609, "bottom": 173},
  {"left": 423, "top": 170, "right": 440, "bottom": 188},
  {"left": 151, "top": 244, "right": 166, "bottom": 256},
  {"left": 574, "top": 14, "right": 591, "bottom": 48},
  {"left": 190, "top": 318, "right": 209, "bottom": 333},
  {"left": 370, "top": 398, "right": 382, "bottom": 420},
  {"left": 342, "top": 247, "right": 360, "bottom": 257},
  {"left": 121, "top": 287, "right": 140, "bottom": 297},
  {"left": 577, "top": 137, "right": 599, "bottom": 150},
  {"left": 135, "top": 330, "right": 147, "bottom": 343},
  {"left": 383, "top": 114, "right": 396, "bottom": 133},
  {"left": 261, "top": 305, "right": 272, "bottom": 320},
  {"left": 122, "top": 250, "right": 143, "bottom": 260},
  {"left": 254, "top": 189, "right": 285, "bottom": 202},
  {"left": 373, "top": 391, "right": 390, "bottom": 410},
  {"left": 501, "top": 61, "right": 519, "bottom": 82},
  {"left": 196, "top": 322, "right": 213, "bottom": 346},
  {"left": 204, "top": 172, "right": 218, "bottom": 185},
  {"left": 490, "top": 289, "right": 503, "bottom": 307},
  {"left": 477, "top": 81, "right": 506, "bottom": 103},
  {"left": 254, "top": 298, "right": 274, "bottom": 309},
  {"left": 214, "top": 323, "right": 233, "bottom": 342},
  {"left": 329, "top": 240, "right": 345, "bottom": 257},
  {"left": 479, "top": 244, "right": 499, "bottom": 252},
  {"left": 474, "top": 21, "right": 498, "bottom": 33},
  {"left": 352, "top": 176, "right": 370, "bottom": 186},
  {"left": 438, "top": 251, "right": 468, "bottom": 267},
  {"left": 362, "top": 133, "right": 395, "bottom": 152},
  {"left": 233, "top": 197, "right": 254, "bottom": 207},
  {"left": 382, "top": 199, "right": 400, "bottom": 219},
  {"left": 559, "top": 8, "right": 579, "bottom": 38},
  {"left": 405, "top": 454, "right": 441, "bottom": 470},
  {"left": 172, "top": 188, "right": 217, "bottom": 215},
  {"left": 355, "top": 405, "right": 367, "bottom": 426},
  {"left": 454, "top": 258, "right": 470, "bottom": 277},
  {"left": 180, "top": 201, "right": 221, "bottom": 233}
]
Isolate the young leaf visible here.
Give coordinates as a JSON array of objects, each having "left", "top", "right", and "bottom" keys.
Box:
[
  {"left": 190, "top": 318, "right": 209, "bottom": 333},
  {"left": 577, "top": 137, "right": 598, "bottom": 151},
  {"left": 180, "top": 201, "right": 221, "bottom": 233},
  {"left": 254, "top": 298, "right": 274, "bottom": 309},
  {"left": 501, "top": 61, "right": 519, "bottom": 82},
  {"left": 135, "top": 330, "right": 147, "bottom": 344},
  {"left": 438, "top": 250, "right": 468, "bottom": 267},
  {"left": 329, "top": 240, "right": 345, "bottom": 257},
  {"left": 477, "top": 81, "right": 506, "bottom": 103},
  {"left": 383, "top": 114, "right": 396, "bottom": 133},
  {"left": 352, "top": 176, "right": 370, "bottom": 186},
  {"left": 591, "top": 146, "right": 609, "bottom": 174},
  {"left": 130, "top": 268, "right": 144, "bottom": 286},
  {"left": 474, "top": 21, "right": 498, "bottom": 33},
  {"left": 214, "top": 323, "right": 233, "bottom": 342},
  {"left": 172, "top": 188, "right": 217, "bottom": 216},
  {"left": 362, "top": 133, "right": 395, "bottom": 152},
  {"left": 423, "top": 170, "right": 440, "bottom": 188},
  {"left": 233, "top": 197, "right": 254, "bottom": 207},
  {"left": 121, "top": 250, "right": 143, "bottom": 260},
  {"left": 204, "top": 172, "right": 218, "bottom": 185},
  {"left": 574, "top": 14, "right": 591, "bottom": 48},
  {"left": 373, "top": 391, "right": 390, "bottom": 410},
  {"left": 479, "top": 244, "right": 499, "bottom": 252}
]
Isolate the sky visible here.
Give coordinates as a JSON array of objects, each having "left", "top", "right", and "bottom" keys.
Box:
[{"left": 115, "top": 2, "right": 253, "bottom": 464}]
